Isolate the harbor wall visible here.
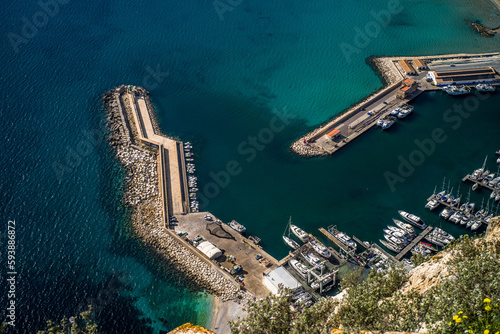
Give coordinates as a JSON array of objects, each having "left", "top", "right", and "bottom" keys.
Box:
[{"left": 103, "top": 86, "right": 246, "bottom": 301}]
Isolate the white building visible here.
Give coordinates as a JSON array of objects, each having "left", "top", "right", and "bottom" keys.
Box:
[
  {"left": 196, "top": 241, "right": 222, "bottom": 260},
  {"left": 262, "top": 266, "right": 301, "bottom": 295},
  {"left": 429, "top": 67, "right": 500, "bottom": 86}
]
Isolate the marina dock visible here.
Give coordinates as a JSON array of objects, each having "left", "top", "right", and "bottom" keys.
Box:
[
  {"left": 395, "top": 226, "right": 433, "bottom": 261},
  {"left": 426, "top": 194, "right": 490, "bottom": 226},
  {"left": 462, "top": 174, "right": 496, "bottom": 193},
  {"left": 370, "top": 244, "right": 398, "bottom": 263}
]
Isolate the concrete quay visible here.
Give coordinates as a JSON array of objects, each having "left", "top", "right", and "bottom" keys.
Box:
[
  {"left": 175, "top": 212, "right": 279, "bottom": 298},
  {"left": 291, "top": 52, "right": 500, "bottom": 157}
]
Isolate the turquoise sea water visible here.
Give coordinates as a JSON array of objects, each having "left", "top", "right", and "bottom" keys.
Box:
[{"left": 1, "top": 0, "right": 499, "bottom": 332}]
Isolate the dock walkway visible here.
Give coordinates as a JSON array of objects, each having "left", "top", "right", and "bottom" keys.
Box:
[
  {"left": 126, "top": 92, "right": 188, "bottom": 215},
  {"left": 371, "top": 244, "right": 398, "bottom": 263},
  {"left": 462, "top": 174, "right": 496, "bottom": 193},
  {"left": 426, "top": 194, "right": 490, "bottom": 226},
  {"left": 395, "top": 226, "right": 433, "bottom": 261}
]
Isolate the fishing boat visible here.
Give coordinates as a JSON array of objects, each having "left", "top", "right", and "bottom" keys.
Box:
[
  {"left": 397, "top": 107, "right": 412, "bottom": 118},
  {"left": 381, "top": 116, "right": 396, "bottom": 130},
  {"left": 442, "top": 85, "right": 471, "bottom": 95},
  {"left": 398, "top": 211, "right": 427, "bottom": 229},
  {"left": 289, "top": 259, "right": 308, "bottom": 277},
  {"left": 228, "top": 220, "right": 246, "bottom": 234},
  {"left": 380, "top": 239, "right": 401, "bottom": 253},
  {"left": 475, "top": 83, "right": 495, "bottom": 92},
  {"left": 290, "top": 224, "right": 309, "bottom": 243},
  {"left": 309, "top": 238, "right": 331, "bottom": 258},
  {"left": 392, "top": 219, "right": 416, "bottom": 236},
  {"left": 390, "top": 107, "right": 401, "bottom": 116},
  {"left": 283, "top": 236, "right": 300, "bottom": 250}
]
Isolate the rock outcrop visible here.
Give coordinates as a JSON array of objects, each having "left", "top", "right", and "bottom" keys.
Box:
[
  {"left": 168, "top": 323, "right": 215, "bottom": 334},
  {"left": 402, "top": 216, "right": 500, "bottom": 295}
]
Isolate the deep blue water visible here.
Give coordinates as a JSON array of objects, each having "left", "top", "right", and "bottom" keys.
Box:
[{"left": 1, "top": 0, "right": 499, "bottom": 332}]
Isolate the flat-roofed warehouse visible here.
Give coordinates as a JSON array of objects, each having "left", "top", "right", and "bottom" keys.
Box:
[
  {"left": 398, "top": 60, "right": 416, "bottom": 75},
  {"left": 429, "top": 67, "right": 500, "bottom": 86}
]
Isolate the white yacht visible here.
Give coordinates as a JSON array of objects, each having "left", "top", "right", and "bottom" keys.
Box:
[
  {"left": 383, "top": 228, "right": 407, "bottom": 240},
  {"left": 392, "top": 219, "right": 416, "bottom": 236},
  {"left": 290, "top": 224, "right": 309, "bottom": 243},
  {"left": 397, "top": 108, "right": 412, "bottom": 118},
  {"left": 475, "top": 83, "right": 495, "bottom": 92},
  {"left": 398, "top": 210, "right": 427, "bottom": 229},
  {"left": 289, "top": 259, "right": 308, "bottom": 277},
  {"left": 302, "top": 252, "right": 324, "bottom": 269},
  {"left": 328, "top": 228, "right": 357, "bottom": 250},
  {"left": 283, "top": 236, "right": 300, "bottom": 250},
  {"left": 439, "top": 207, "right": 452, "bottom": 219},
  {"left": 384, "top": 234, "right": 404, "bottom": 245},
  {"left": 380, "top": 239, "right": 401, "bottom": 253},
  {"left": 470, "top": 221, "right": 482, "bottom": 231},
  {"left": 311, "top": 274, "right": 334, "bottom": 290},
  {"left": 309, "top": 239, "right": 331, "bottom": 258},
  {"left": 442, "top": 85, "right": 471, "bottom": 95},
  {"left": 425, "top": 199, "right": 440, "bottom": 210}
]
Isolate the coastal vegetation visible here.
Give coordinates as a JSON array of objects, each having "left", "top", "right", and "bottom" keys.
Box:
[{"left": 229, "top": 221, "right": 500, "bottom": 333}]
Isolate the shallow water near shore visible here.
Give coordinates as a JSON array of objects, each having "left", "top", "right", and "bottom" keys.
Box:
[{"left": 1, "top": 0, "right": 500, "bottom": 332}]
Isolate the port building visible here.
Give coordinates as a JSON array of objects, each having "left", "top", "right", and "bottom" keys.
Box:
[
  {"left": 263, "top": 267, "right": 301, "bottom": 295},
  {"left": 398, "top": 60, "right": 416, "bottom": 75},
  {"left": 396, "top": 78, "right": 418, "bottom": 99},
  {"left": 413, "top": 59, "right": 427, "bottom": 70},
  {"left": 428, "top": 67, "right": 500, "bottom": 86}
]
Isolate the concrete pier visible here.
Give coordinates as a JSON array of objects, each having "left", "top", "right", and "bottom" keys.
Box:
[
  {"left": 127, "top": 92, "right": 187, "bottom": 216},
  {"left": 395, "top": 226, "right": 433, "bottom": 261},
  {"left": 426, "top": 193, "right": 490, "bottom": 227},
  {"left": 462, "top": 174, "right": 497, "bottom": 193},
  {"left": 291, "top": 52, "right": 500, "bottom": 157}
]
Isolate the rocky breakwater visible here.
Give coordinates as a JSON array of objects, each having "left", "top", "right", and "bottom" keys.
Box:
[
  {"left": 290, "top": 127, "right": 329, "bottom": 157},
  {"left": 103, "top": 85, "right": 245, "bottom": 302},
  {"left": 141, "top": 226, "right": 242, "bottom": 301}
]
